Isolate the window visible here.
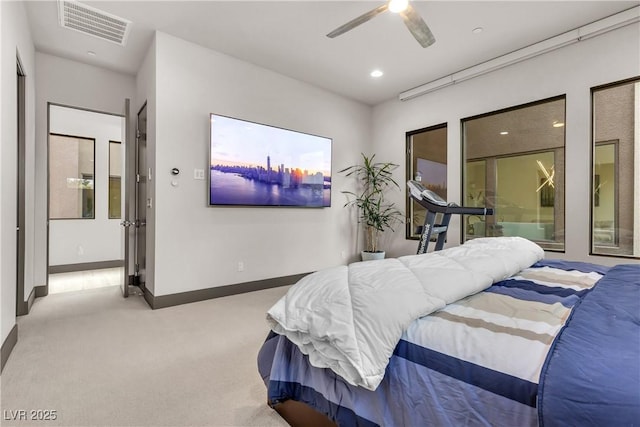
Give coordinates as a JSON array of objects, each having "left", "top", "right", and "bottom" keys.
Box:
[
  {"left": 109, "top": 141, "right": 122, "bottom": 219},
  {"left": 49, "top": 134, "right": 95, "bottom": 219},
  {"left": 592, "top": 78, "right": 639, "bottom": 258},
  {"left": 463, "top": 96, "right": 566, "bottom": 251},
  {"left": 406, "top": 124, "right": 447, "bottom": 239}
]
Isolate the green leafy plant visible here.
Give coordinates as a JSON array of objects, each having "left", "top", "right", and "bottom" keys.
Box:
[{"left": 340, "top": 153, "right": 404, "bottom": 253}]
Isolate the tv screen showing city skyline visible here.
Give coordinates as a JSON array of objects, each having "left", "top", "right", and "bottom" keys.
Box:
[{"left": 209, "top": 114, "right": 332, "bottom": 207}]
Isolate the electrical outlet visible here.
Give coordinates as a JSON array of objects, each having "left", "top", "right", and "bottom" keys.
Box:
[
  {"left": 237, "top": 261, "right": 245, "bottom": 272},
  {"left": 194, "top": 169, "right": 205, "bottom": 180}
]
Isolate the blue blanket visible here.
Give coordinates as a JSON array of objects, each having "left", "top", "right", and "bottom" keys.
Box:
[
  {"left": 259, "top": 261, "right": 639, "bottom": 426},
  {"left": 538, "top": 264, "right": 640, "bottom": 426}
]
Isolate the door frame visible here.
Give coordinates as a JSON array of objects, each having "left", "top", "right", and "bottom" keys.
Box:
[
  {"left": 45, "top": 102, "right": 129, "bottom": 296},
  {"left": 16, "top": 56, "right": 27, "bottom": 315},
  {"left": 121, "top": 98, "right": 130, "bottom": 297}
]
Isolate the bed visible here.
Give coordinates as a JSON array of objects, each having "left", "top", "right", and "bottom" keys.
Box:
[{"left": 258, "top": 237, "right": 640, "bottom": 426}]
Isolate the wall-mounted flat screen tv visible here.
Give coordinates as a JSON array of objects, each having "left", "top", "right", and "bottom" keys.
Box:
[{"left": 209, "top": 114, "right": 332, "bottom": 207}]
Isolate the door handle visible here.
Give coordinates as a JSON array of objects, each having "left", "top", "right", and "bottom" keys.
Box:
[{"left": 120, "top": 220, "right": 134, "bottom": 227}]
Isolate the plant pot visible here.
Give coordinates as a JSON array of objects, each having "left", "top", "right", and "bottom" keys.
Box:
[{"left": 361, "top": 251, "right": 385, "bottom": 261}]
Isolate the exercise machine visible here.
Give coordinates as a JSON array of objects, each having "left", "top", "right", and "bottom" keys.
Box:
[{"left": 407, "top": 180, "right": 494, "bottom": 254}]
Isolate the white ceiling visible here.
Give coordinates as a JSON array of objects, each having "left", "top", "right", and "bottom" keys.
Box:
[{"left": 24, "top": 0, "right": 639, "bottom": 105}]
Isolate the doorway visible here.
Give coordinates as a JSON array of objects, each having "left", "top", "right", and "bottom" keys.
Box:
[
  {"left": 47, "top": 104, "right": 127, "bottom": 294},
  {"left": 16, "top": 58, "right": 27, "bottom": 315}
]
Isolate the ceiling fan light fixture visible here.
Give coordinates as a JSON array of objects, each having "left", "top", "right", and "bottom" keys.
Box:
[
  {"left": 389, "top": 0, "right": 409, "bottom": 14},
  {"left": 326, "top": 0, "right": 434, "bottom": 48}
]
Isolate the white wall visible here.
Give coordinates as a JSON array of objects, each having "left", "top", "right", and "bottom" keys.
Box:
[
  {"left": 48, "top": 106, "right": 124, "bottom": 266},
  {"left": 150, "top": 32, "right": 371, "bottom": 296},
  {"left": 1, "top": 1, "right": 36, "bottom": 345},
  {"left": 372, "top": 23, "right": 640, "bottom": 266},
  {"left": 34, "top": 53, "right": 136, "bottom": 287}
]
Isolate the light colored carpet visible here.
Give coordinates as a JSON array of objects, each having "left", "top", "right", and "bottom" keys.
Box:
[
  {"left": 48, "top": 268, "right": 123, "bottom": 294},
  {"left": 0, "top": 283, "right": 291, "bottom": 427}
]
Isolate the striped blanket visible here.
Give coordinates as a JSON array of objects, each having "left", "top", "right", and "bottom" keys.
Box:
[
  {"left": 266, "top": 237, "right": 544, "bottom": 391},
  {"left": 258, "top": 260, "right": 609, "bottom": 426}
]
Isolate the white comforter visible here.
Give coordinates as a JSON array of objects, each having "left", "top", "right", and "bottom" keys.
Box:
[{"left": 266, "top": 237, "right": 544, "bottom": 391}]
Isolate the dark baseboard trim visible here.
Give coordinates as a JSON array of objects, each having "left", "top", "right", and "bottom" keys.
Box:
[
  {"left": 49, "top": 260, "right": 124, "bottom": 274},
  {"left": 27, "top": 287, "right": 36, "bottom": 311},
  {"left": 144, "top": 272, "right": 310, "bottom": 310},
  {"left": 34, "top": 284, "right": 48, "bottom": 298},
  {"left": 140, "top": 282, "right": 154, "bottom": 309},
  {"left": 1, "top": 324, "right": 18, "bottom": 373},
  {"left": 17, "top": 287, "right": 36, "bottom": 316}
]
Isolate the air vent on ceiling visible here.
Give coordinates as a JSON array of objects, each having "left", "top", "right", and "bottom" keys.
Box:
[{"left": 57, "top": 0, "right": 131, "bottom": 46}]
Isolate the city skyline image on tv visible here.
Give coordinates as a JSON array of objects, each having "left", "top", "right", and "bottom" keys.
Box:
[{"left": 209, "top": 114, "right": 332, "bottom": 207}]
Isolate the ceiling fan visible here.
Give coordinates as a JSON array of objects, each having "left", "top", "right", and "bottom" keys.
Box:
[{"left": 326, "top": 0, "right": 436, "bottom": 48}]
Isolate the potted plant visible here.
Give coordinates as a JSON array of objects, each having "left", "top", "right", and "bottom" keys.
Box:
[{"left": 340, "top": 153, "right": 404, "bottom": 261}]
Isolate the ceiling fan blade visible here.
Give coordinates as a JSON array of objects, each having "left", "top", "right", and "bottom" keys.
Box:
[
  {"left": 327, "top": 4, "right": 389, "bottom": 38},
  {"left": 399, "top": 4, "right": 436, "bottom": 48}
]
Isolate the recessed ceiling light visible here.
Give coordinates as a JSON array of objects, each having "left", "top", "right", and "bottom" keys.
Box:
[
  {"left": 87, "top": 51, "right": 96, "bottom": 56},
  {"left": 370, "top": 69, "right": 384, "bottom": 78},
  {"left": 553, "top": 121, "right": 565, "bottom": 128},
  {"left": 472, "top": 27, "right": 484, "bottom": 34},
  {"left": 500, "top": 131, "right": 509, "bottom": 135}
]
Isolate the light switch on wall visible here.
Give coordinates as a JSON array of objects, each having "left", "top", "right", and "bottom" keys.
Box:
[{"left": 194, "top": 169, "right": 205, "bottom": 180}]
